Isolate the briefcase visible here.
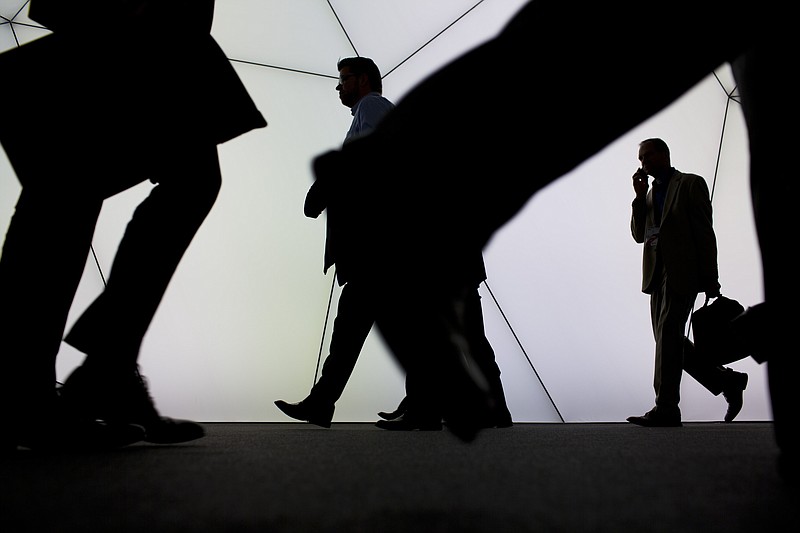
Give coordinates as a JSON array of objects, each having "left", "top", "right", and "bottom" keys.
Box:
[{"left": 691, "top": 295, "right": 748, "bottom": 365}]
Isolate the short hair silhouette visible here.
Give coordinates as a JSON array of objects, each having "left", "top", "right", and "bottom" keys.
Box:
[
  {"left": 337, "top": 56, "right": 383, "bottom": 93},
  {"left": 640, "top": 137, "right": 670, "bottom": 158}
]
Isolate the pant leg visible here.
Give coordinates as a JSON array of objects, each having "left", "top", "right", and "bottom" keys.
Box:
[
  {"left": 307, "top": 281, "right": 375, "bottom": 406},
  {"left": 651, "top": 275, "right": 694, "bottom": 417},
  {"left": 373, "top": 297, "right": 447, "bottom": 420},
  {"left": 392, "top": 289, "right": 494, "bottom": 418},
  {"left": 402, "top": 372, "right": 433, "bottom": 420},
  {"left": 396, "top": 288, "right": 506, "bottom": 423},
  {"left": 373, "top": 280, "right": 494, "bottom": 428},
  {"left": 682, "top": 337, "right": 728, "bottom": 396},
  {"left": 462, "top": 287, "right": 511, "bottom": 420},
  {"left": 64, "top": 145, "right": 221, "bottom": 367},
  {"left": 0, "top": 185, "right": 102, "bottom": 418}
]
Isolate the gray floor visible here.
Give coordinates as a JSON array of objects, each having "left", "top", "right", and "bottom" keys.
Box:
[{"left": 2, "top": 422, "right": 797, "bottom": 532}]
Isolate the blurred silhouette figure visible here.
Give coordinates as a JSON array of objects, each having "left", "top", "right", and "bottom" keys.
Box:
[
  {"left": 274, "top": 57, "right": 394, "bottom": 428},
  {"left": 626, "top": 138, "right": 747, "bottom": 427},
  {"left": 309, "top": 0, "right": 796, "bottom": 478},
  {"left": 0, "top": 0, "right": 266, "bottom": 450}
]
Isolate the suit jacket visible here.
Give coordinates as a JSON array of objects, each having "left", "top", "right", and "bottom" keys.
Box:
[
  {"left": 631, "top": 169, "right": 720, "bottom": 297},
  {"left": 0, "top": 0, "right": 266, "bottom": 195},
  {"left": 306, "top": 94, "right": 394, "bottom": 285}
]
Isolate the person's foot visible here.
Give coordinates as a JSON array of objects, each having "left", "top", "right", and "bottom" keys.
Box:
[
  {"left": 723, "top": 372, "right": 748, "bottom": 422},
  {"left": 274, "top": 399, "right": 334, "bottom": 428},
  {"left": 377, "top": 396, "right": 408, "bottom": 421},
  {"left": 60, "top": 365, "right": 205, "bottom": 444},
  {"left": 627, "top": 408, "right": 682, "bottom": 427},
  {"left": 6, "top": 388, "right": 146, "bottom": 452},
  {"left": 375, "top": 413, "right": 442, "bottom": 431}
]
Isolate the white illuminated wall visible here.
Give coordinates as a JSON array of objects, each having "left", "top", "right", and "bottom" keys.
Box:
[{"left": 0, "top": 0, "right": 767, "bottom": 423}]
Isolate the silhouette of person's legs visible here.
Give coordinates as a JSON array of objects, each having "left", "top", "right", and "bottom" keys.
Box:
[
  {"left": 379, "top": 287, "right": 511, "bottom": 431},
  {"left": 682, "top": 338, "right": 749, "bottom": 422},
  {"left": 57, "top": 144, "right": 221, "bottom": 444},
  {"left": 461, "top": 288, "right": 512, "bottom": 427},
  {"left": 1, "top": 185, "right": 102, "bottom": 422},
  {"left": 380, "top": 372, "right": 444, "bottom": 431},
  {"left": 682, "top": 338, "right": 739, "bottom": 396},
  {"left": 371, "top": 281, "right": 496, "bottom": 440},
  {"left": 373, "top": 303, "right": 450, "bottom": 430},
  {"left": 305, "top": 281, "right": 375, "bottom": 410},
  {"left": 64, "top": 145, "right": 221, "bottom": 365},
  {"left": 377, "top": 282, "right": 513, "bottom": 430},
  {"left": 649, "top": 280, "right": 694, "bottom": 420},
  {"left": 0, "top": 181, "right": 147, "bottom": 449},
  {"left": 274, "top": 280, "right": 375, "bottom": 427},
  {"left": 1, "top": 0, "right": 264, "bottom": 450}
]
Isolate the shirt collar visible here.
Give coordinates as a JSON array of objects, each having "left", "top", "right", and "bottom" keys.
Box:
[
  {"left": 350, "top": 92, "right": 381, "bottom": 115},
  {"left": 654, "top": 167, "right": 676, "bottom": 186}
]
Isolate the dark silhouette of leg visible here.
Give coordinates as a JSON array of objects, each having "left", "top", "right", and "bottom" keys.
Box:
[
  {"left": 462, "top": 288, "right": 512, "bottom": 428},
  {"left": 1, "top": 186, "right": 101, "bottom": 422},
  {"left": 376, "top": 284, "right": 510, "bottom": 431},
  {"left": 371, "top": 282, "right": 495, "bottom": 440},
  {"left": 59, "top": 145, "right": 221, "bottom": 444},
  {"left": 648, "top": 280, "right": 693, "bottom": 422},
  {"left": 0, "top": 184, "right": 144, "bottom": 450},
  {"left": 306, "top": 281, "right": 375, "bottom": 407},
  {"left": 683, "top": 338, "right": 748, "bottom": 422},
  {"left": 64, "top": 146, "right": 221, "bottom": 365},
  {"left": 375, "top": 372, "right": 443, "bottom": 432},
  {"left": 275, "top": 281, "right": 375, "bottom": 428},
  {"left": 0, "top": 0, "right": 264, "bottom": 450}
]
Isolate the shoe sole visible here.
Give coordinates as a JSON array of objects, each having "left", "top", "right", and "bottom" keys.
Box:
[{"left": 626, "top": 417, "right": 682, "bottom": 427}]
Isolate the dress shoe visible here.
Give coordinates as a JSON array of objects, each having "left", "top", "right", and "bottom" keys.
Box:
[
  {"left": 8, "top": 388, "right": 145, "bottom": 451},
  {"left": 627, "top": 408, "right": 682, "bottom": 427},
  {"left": 60, "top": 365, "right": 205, "bottom": 444},
  {"left": 723, "top": 372, "right": 748, "bottom": 422},
  {"left": 375, "top": 413, "right": 442, "bottom": 431},
  {"left": 274, "top": 399, "right": 334, "bottom": 428},
  {"left": 378, "top": 396, "right": 408, "bottom": 421}
]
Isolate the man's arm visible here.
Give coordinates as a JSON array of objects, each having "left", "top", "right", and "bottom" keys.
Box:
[
  {"left": 631, "top": 169, "right": 649, "bottom": 243},
  {"left": 304, "top": 178, "right": 329, "bottom": 218}
]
